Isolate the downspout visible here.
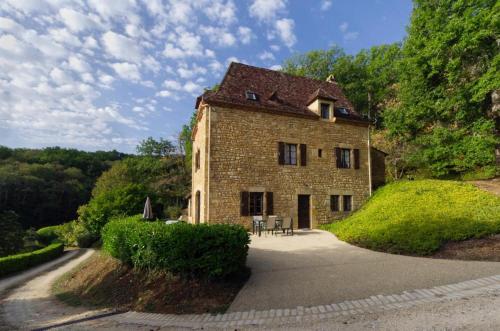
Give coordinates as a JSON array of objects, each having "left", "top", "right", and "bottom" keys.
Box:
[
  {"left": 367, "top": 124, "right": 373, "bottom": 196},
  {"left": 206, "top": 106, "right": 211, "bottom": 223}
]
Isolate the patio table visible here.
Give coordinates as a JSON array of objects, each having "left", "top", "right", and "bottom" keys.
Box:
[{"left": 253, "top": 217, "right": 283, "bottom": 237}]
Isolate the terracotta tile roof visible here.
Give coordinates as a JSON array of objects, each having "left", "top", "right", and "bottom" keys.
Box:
[{"left": 196, "top": 62, "right": 368, "bottom": 123}]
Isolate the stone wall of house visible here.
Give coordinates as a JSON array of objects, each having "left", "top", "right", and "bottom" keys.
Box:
[
  {"left": 190, "top": 104, "right": 209, "bottom": 224},
  {"left": 202, "top": 105, "right": 371, "bottom": 229}
]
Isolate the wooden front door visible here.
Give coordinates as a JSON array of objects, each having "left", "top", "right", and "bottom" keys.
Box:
[{"left": 297, "top": 195, "right": 310, "bottom": 229}]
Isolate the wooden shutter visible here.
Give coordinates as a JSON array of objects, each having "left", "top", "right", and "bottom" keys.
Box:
[
  {"left": 266, "top": 192, "right": 273, "bottom": 215},
  {"left": 278, "top": 142, "right": 285, "bottom": 165},
  {"left": 335, "top": 147, "right": 341, "bottom": 168},
  {"left": 353, "top": 149, "right": 360, "bottom": 169},
  {"left": 240, "top": 191, "right": 249, "bottom": 216},
  {"left": 300, "top": 144, "right": 307, "bottom": 166}
]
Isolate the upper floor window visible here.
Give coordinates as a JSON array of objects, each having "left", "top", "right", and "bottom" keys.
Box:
[
  {"left": 318, "top": 149, "right": 323, "bottom": 158},
  {"left": 337, "top": 107, "right": 349, "bottom": 115},
  {"left": 343, "top": 195, "right": 352, "bottom": 212},
  {"left": 195, "top": 149, "right": 200, "bottom": 170},
  {"left": 284, "top": 143, "right": 297, "bottom": 165},
  {"left": 246, "top": 91, "right": 258, "bottom": 100},
  {"left": 320, "top": 103, "right": 330, "bottom": 119},
  {"left": 340, "top": 148, "right": 351, "bottom": 168}
]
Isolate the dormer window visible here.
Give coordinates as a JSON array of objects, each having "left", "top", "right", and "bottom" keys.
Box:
[
  {"left": 320, "top": 103, "right": 330, "bottom": 119},
  {"left": 246, "top": 91, "right": 258, "bottom": 101},
  {"left": 337, "top": 107, "right": 349, "bottom": 115}
]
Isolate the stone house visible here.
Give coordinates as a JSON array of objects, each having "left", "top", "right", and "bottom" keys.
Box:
[{"left": 190, "top": 62, "right": 385, "bottom": 229}]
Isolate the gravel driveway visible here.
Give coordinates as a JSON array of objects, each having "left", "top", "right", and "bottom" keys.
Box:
[{"left": 229, "top": 230, "right": 500, "bottom": 311}]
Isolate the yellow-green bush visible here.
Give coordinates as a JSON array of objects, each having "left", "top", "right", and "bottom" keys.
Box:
[
  {"left": 323, "top": 180, "right": 500, "bottom": 255},
  {"left": 0, "top": 243, "right": 64, "bottom": 277}
]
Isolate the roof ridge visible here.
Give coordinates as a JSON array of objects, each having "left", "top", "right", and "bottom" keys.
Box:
[{"left": 228, "top": 62, "right": 339, "bottom": 86}]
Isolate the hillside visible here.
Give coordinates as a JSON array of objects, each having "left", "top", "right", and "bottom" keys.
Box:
[{"left": 323, "top": 180, "right": 500, "bottom": 255}]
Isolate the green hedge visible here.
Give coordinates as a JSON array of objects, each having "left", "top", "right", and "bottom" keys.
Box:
[
  {"left": 0, "top": 243, "right": 64, "bottom": 277},
  {"left": 36, "top": 225, "right": 61, "bottom": 245},
  {"left": 102, "top": 215, "right": 250, "bottom": 279}
]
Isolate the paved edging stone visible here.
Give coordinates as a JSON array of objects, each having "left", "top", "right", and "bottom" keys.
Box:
[{"left": 107, "top": 274, "right": 500, "bottom": 329}]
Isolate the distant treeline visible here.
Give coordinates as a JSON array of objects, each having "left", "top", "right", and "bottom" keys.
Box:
[{"left": 0, "top": 146, "right": 129, "bottom": 229}]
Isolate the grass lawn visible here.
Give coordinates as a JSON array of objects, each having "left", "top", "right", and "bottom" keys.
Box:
[
  {"left": 52, "top": 251, "right": 249, "bottom": 314},
  {"left": 322, "top": 180, "right": 500, "bottom": 255}
]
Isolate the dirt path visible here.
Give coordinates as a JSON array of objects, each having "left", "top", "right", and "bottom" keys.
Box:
[{"left": 472, "top": 177, "right": 500, "bottom": 195}]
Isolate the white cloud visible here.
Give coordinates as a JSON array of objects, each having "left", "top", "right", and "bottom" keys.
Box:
[
  {"left": 102, "top": 31, "right": 142, "bottom": 63},
  {"left": 205, "top": 0, "right": 237, "bottom": 26},
  {"left": 249, "top": 0, "right": 286, "bottom": 22},
  {"left": 68, "top": 56, "right": 90, "bottom": 73},
  {"left": 259, "top": 51, "right": 275, "bottom": 61},
  {"left": 339, "top": 22, "right": 359, "bottom": 41},
  {"left": 49, "top": 28, "right": 81, "bottom": 47},
  {"left": 238, "top": 26, "right": 253, "bottom": 44},
  {"left": 183, "top": 81, "right": 202, "bottom": 94},
  {"left": 269, "top": 64, "right": 282, "bottom": 70},
  {"left": 163, "top": 80, "right": 182, "bottom": 90},
  {"left": 344, "top": 31, "right": 359, "bottom": 41},
  {"left": 110, "top": 62, "right": 141, "bottom": 81},
  {"left": 339, "top": 22, "right": 349, "bottom": 32},
  {"left": 320, "top": 0, "right": 332, "bottom": 11},
  {"left": 59, "top": 8, "right": 95, "bottom": 32},
  {"left": 156, "top": 90, "right": 171, "bottom": 97},
  {"left": 201, "top": 27, "right": 236, "bottom": 47},
  {"left": 270, "top": 44, "right": 280, "bottom": 52},
  {"left": 275, "top": 18, "right": 296, "bottom": 48}
]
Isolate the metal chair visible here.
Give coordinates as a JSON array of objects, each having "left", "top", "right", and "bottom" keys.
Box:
[
  {"left": 266, "top": 216, "right": 278, "bottom": 236},
  {"left": 252, "top": 215, "right": 264, "bottom": 235},
  {"left": 281, "top": 217, "right": 293, "bottom": 236}
]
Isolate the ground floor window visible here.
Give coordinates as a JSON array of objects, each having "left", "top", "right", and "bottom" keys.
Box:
[
  {"left": 330, "top": 195, "right": 339, "bottom": 211},
  {"left": 249, "top": 192, "right": 264, "bottom": 215},
  {"left": 343, "top": 195, "right": 352, "bottom": 212}
]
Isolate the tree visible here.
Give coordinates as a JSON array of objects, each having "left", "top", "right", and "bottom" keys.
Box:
[
  {"left": 0, "top": 211, "right": 24, "bottom": 257},
  {"left": 179, "top": 111, "right": 197, "bottom": 172},
  {"left": 282, "top": 44, "right": 402, "bottom": 122},
  {"left": 136, "top": 137, "right": 175, "bottom": 157},
  {"left": 383, "top": 0, "right": 499, "bottom": 177}
]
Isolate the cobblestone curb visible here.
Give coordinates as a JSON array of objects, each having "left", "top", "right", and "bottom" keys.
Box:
[{"left": 107, "top": 274, "right": 500, "bottom": 329}]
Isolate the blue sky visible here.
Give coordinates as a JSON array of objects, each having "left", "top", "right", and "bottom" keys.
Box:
[{"left": 0, "top": 0, "right": 412, "bottom": 153}]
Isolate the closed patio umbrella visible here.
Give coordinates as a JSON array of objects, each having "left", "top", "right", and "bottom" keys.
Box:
[{"left": 143, "top": 196, "right": 154, "bottom": 220}]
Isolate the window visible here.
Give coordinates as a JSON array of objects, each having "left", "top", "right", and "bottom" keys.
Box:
[
  {"left": 330, "top": 195, "right": 339, "bottom": 212},
  {"left": 320, "top": 103, "right": 330, "bottom": 119},
  {"left": 195, "top": 149, "right": 200, "bottom": 170},
  {"left": 249, "top": 192, "right": 264, "bottom": 215},
  {"left": 284, "top": 143, "right": 297, "bottom": 165},
  {"left": 337, "top": 107, "right": 349, "bottom": 115},
  {"left": 343, "top": 195, "right": 352, "bottom": 212},
  {"left": 340, "top": 148, "right": 351, "bottom": 168},
  {"left": 318, "top": 149, "right": 322, "bottom": 158},
  {"left": 246, "top": 91, "right": 258, "bottom": 100}
]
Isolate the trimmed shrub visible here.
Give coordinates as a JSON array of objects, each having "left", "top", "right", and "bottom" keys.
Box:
[
  {"left": 36, "top": 225, "right": 61, "bottom": 245},
  {"left": 102, "top": 215, "right": 250, "bottom": 279},
  {"left": 0, "top": 243, "right": 64, "bottom": 277}
]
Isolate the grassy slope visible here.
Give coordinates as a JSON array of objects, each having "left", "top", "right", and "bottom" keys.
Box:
[
  {"left": 323, "top": 180, "right": 500, "bottom": 255},
  {"left": 52, "top": 251, "right": 248, "bottom": 314}
]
